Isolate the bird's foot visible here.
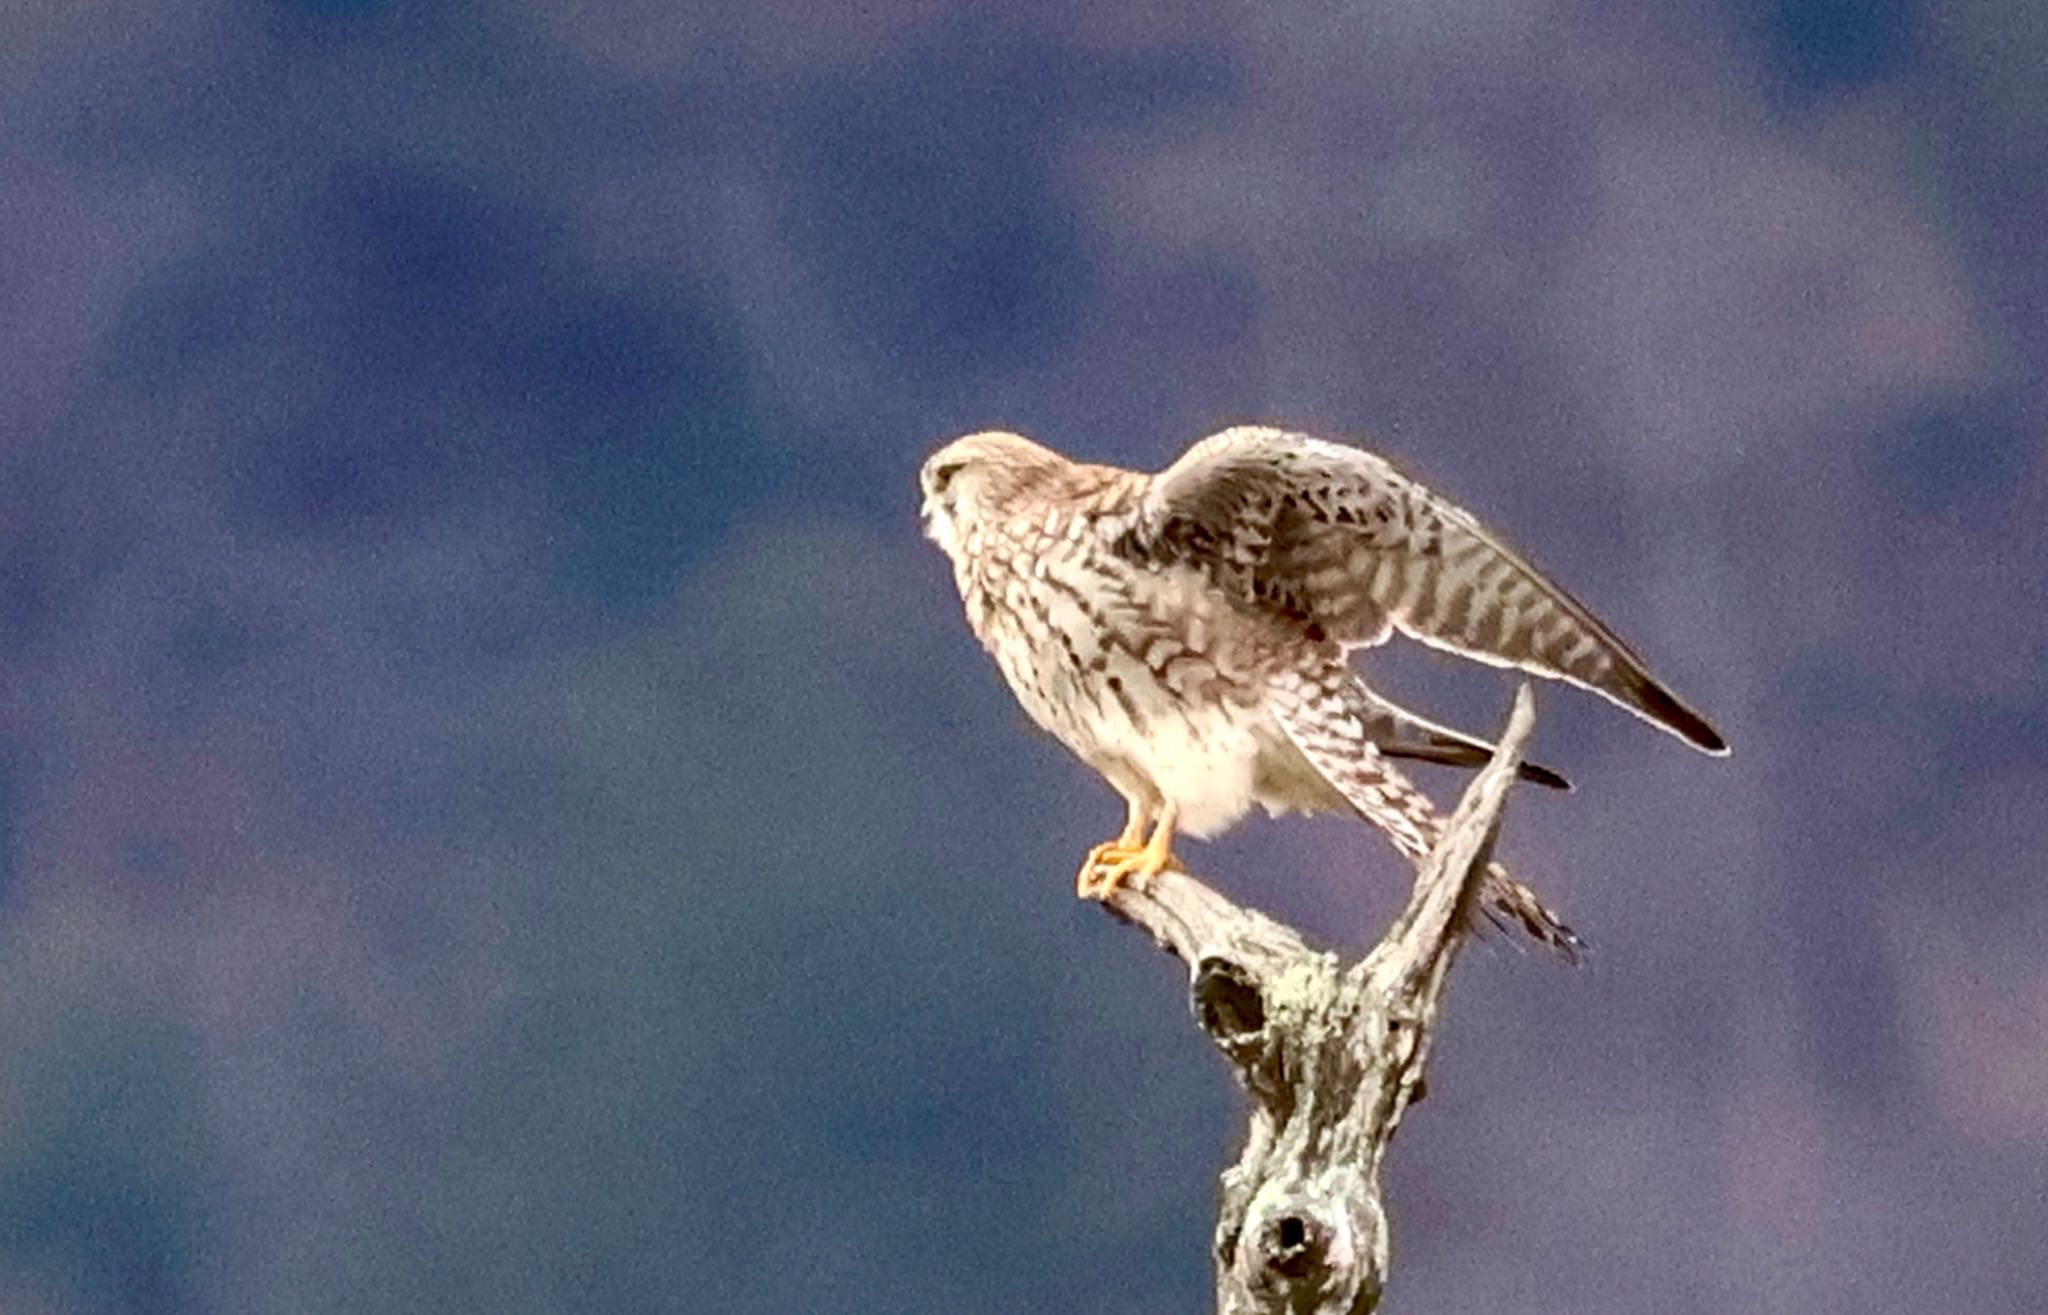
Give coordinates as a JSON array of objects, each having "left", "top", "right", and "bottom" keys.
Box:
[
  {"left": 1075, "top": 833, "right": 1178, "bottom": 900},
  {"left": 1075, "top": 841, "right": 1140, "bottom": 898}
]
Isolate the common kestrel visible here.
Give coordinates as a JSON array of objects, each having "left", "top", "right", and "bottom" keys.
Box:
[{"left": 918, "top": 426, "right": 1727, "bottom": 958}]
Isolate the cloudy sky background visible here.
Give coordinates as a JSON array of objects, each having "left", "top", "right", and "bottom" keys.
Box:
[{"left": 2, "top": 0, "right": 2045, "bottom": 1310}]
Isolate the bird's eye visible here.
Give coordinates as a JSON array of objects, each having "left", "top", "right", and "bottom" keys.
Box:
[{"left": 928, "top": 461, "right": 965, "bottom": 495}]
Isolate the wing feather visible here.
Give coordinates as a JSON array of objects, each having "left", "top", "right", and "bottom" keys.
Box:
[
  {"left": 1135, "top": 426, "right": 1729, "bottom": 754},
  {"left": 1357, "top": 682, "right": 1572, "bottom": 790}
]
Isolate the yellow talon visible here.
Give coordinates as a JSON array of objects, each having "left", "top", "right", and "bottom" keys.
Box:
[
  {"left": 1076, "top": 841, "right": 1142, "bottom": 897},
  {"left": 1077, "top": 803, "right": 1179, "bottom": 900},
  {"left": 1076, "top": 795, "right": 1151, "bottom": 897}
]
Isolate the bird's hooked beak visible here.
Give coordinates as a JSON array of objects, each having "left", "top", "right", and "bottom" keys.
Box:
[
  {"left": 917, "top": 447, "right": 973, "bottom": 552},
  {"left": 919, "top": 493, "right": 952, "bottom": 550}
]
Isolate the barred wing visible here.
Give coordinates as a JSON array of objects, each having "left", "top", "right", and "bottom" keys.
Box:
[{"left": 1134, "top": 426, "right": 1728, "bottom": 754}]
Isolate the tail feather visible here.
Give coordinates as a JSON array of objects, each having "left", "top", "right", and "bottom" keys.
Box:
[
  {"left": 1471, "top": 861, "right": 1583, "bottom": 963},
  {"left": 1266, "top": 666, "right": 1580, "bottom": 962}
]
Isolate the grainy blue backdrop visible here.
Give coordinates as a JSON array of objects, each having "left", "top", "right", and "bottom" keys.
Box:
[{"left": 2, "top": 1, "right": 2043, "bottom": 1311}]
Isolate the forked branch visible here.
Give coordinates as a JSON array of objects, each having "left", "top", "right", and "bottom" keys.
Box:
[{"left": 1101, "top": 683, "right": 1539, "bottom": 1314}]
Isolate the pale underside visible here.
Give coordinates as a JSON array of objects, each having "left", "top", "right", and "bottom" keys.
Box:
[{"left": 978, "top": 549, "right": 1334, "bottom": 838}]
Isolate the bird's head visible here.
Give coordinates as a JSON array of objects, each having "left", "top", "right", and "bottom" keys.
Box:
[{"left": 918, "top": 430, "right": 1062, "bottom": 553}]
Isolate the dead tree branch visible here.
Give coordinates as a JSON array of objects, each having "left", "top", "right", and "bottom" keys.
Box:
[{"left": 1100, "top": 683, "right": 1539, "bottom": 1314}]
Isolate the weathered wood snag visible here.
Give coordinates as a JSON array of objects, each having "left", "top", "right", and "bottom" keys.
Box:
[{"left": 1100, "top": 683, "right": 1542, "bottom": 1314}]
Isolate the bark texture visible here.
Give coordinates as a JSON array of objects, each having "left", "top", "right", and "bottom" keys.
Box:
[{"left": 1099, "top": 684, "right": 1540, "bottom": 1314}]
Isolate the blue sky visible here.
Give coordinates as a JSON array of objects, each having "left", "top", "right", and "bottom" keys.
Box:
[{"left": 2, "top": 1, "right": 2044, "bottom": 1311}]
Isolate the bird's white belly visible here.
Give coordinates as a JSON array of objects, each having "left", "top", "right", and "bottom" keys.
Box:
[
  {"left": 1088, "top": 669, "right": 1269, "bottom": 838},
  {"left": 970, "top": 544, "right": 1342, "bottom": 841},
  {"left": 997, "top": 638, "right": 1336, "bottom": 840}
]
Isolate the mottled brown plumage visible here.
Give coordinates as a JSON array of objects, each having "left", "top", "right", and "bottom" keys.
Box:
[{"left": 919, "top": 426, "right": 1727, "bottom": 959}]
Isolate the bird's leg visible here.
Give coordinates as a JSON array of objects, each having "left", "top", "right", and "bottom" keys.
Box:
[
  {"left": 1080, "top": 802, "right": 1180, "bottom": 900},
  {"left": 1075, "top": 794, "right": 1152, "bottom": 897}
]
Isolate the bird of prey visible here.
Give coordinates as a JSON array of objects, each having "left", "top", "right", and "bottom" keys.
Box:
[{"left": 918, "top": 426, "right": 1728, "bottom": 958}]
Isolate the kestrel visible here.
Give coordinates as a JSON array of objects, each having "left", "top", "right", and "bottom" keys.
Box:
[{"left": 918, "top": 426, "right": 1727, "bottom": 958}]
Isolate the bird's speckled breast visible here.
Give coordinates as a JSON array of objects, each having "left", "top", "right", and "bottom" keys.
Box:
[{"left": 954, "top": 499, "right": 1321, "bottom": 837}]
